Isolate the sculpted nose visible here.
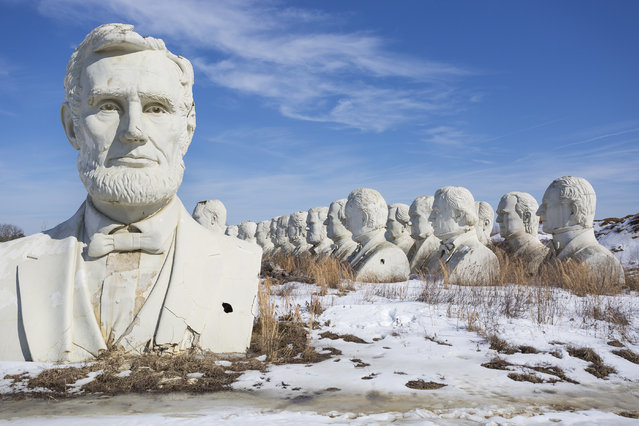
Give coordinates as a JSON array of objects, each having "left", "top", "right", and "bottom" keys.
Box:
[{"left": 120, "top": 104, "right": 147, "bottom": 144}]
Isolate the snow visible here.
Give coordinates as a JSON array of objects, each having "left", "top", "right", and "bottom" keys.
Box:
[{"left": 2, "top": 277, "right": 638, "bottom": 425}]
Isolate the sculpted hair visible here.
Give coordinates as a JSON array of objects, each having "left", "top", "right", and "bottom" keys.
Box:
[
  {"left": 193, "top": 199, "right": 227, "bottom": 225},
  {"left": 257, "top": 220, "right": 270, "bottom": 232},
  {"left": 435, "top": 186, "right": 478, "bottom": 228},
  {"left": 410, "top": 195, "right": 434, "bottom": 216},
  {"left": 289, "top": 211, "right": 307, "bottom": 228},
  {"left": 502, "top": 191, "right": 540, "bottom": 236},
  {"left": 389, "top": 203, "right": 410, "bottom": 225},
  {"left": 308, "top": 206, "right": 329, "bottom": 222},
  {"left": 277, "top": 215, "right": 289, "bottom": 228},
  {"left": 549, "top": 176, "right": 596, "bottom": 227},
  {"left": 347, "top": 188, "right": 388, "bottom": 230},
  {"left": 476, "top": 201, "right": 494, "bottom": 228},
  {"left": 238, "top": 221, "right": 257, "bottom": 237},
  {"left": 64, "top": 23, "right": 195, "bottom": 133},
  {"left": 331, "top": 199, "right": 349, "bottom": 224}
]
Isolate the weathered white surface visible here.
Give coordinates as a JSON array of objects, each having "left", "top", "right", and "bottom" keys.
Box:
[
  {"left": 345, "top": 188, "right": 409, "bottom": 281},
  {"left": 496, "top": 192, "right": 548, "bottom": 273},
  {"left": 306, "top": 206, "right": 333, "bottom": 256},
  {"left": 426, "top": 186, "right": 499, "bottom": 284},
  {"left": 192, "top": 200, "right": 226, "bottom": 234},
  {"left": 385, "top": 203, "right": 413, "bottom": 255},
  {"left": 238, "top": 221, "right": 258, "bottom": 244},
  {"left": 0, "top": 24, "right": 261, "bottom": 362},
  {"left": 256, "top": 220, "right": 275, "bottom": 255},
  {"left": 475, "top": 201, "right": 494, "bottom": 247},
  {"left": 225, "top": 225, "right": 239, "bottom": 238},
  {"left": 289, "top": 211, "right": 313, "bottom": 256},
  {"left": 537, "top": 176, "right": 624, "bottom": 283},
  {"left": 326, "top": 199, "right": 358, "bottom": 262},
  {"left": 407, "top": 196, "right": 440, "bottom": 274},
  {"left": 273, "top": 215, "right": 295, "bottom": 255}
]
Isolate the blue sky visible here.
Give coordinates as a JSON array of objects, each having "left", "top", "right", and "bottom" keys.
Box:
[{"left": 1, "top": 0, "right": 638, "bottom": 234}]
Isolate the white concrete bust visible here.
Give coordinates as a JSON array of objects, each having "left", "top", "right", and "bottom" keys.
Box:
[
  {"left": 238, "top": 221, "right": 258, "bottom": 244},
  {"left": 0, "top": 24, "right": 261, "bottom": 362},
  {"left": 426, "top": 186, "right": 499, "bottom": 284},
  {"left": 345, "top": 188, "right": 409, "bottom": 281},
  {"left": 307, "top": 206, "right": 333, "bottom": 256},
  {"left": 289, "top": 211, "right": 313, "bottom": 256},
  {"left": 256, "top": 220, "right": 275, "bottom": 255},
  {"left": 326, "top": 199, "right": 358, "bottom": 262},
  {"left": 192, "top": 199, "right": 226, "bottom": 234},
  {"left": 406, "top": 195, "right": 440, "bottom": 274},
  {"left": 225, "top": 225, "right": 239, "bottom": 238},
  {"left": 496, "top": 191, "right": 548, "bottom": 274},
  {"left": 273, "top": 214, "right": 295, "bottom": 255},
  {"left": 385, "top": 203, "right": 414, "bottom": 255},
  {"left": 475, "top": 201, "right": 495, "bottom": 247},
  {"left": 537, "top": 176, "right": 624, "bottom": 283}
]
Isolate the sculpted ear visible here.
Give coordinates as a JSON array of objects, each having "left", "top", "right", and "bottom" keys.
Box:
[
  {"left": 61, "top": 103, "right": 79, "bottom": 150},
  {"left": 181, "top": 102, "right": 196, "bottom": 156}
]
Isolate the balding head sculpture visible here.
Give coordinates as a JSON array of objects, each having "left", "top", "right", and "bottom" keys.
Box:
[
  {"left": 426, "top": 186, "right": 499, "bottom": 284},
  {"left": 192, "top": 199, "right": 227, "bottom": 234},
  {"left": 407, "top": 196, "right": 440, "bottom": 274},
  {"left": 326, "top": 198, "right": 358, "bottom": 262},
  {"left": 537, "top": 176, "right": 624, "bottom": 283},
  {"left": 345, "top": 188, "right": 409, "bottom": 281},
  {"left": 385, "top": 203, "right": 413, "bottom": 255},
  {"left": 0, "top": 24, "right": 261, "bottom": 362},
  {"left": 496, "top": 191, "right": 548, "bottom": 273},
  {"left": 307, "top": 206, "right": 333, "bottom": 256}
]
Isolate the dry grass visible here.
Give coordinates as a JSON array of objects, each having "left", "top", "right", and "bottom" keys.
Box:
[{"left": 405, "top": 379, "right": 446, "bottom": 390}]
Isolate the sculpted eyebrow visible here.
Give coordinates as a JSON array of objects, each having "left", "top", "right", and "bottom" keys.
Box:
[{"left": 87, "top": 89, "right": 176, "bottom": 111}]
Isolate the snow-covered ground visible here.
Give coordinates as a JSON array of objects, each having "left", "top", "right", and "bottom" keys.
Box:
[{"left": 2, "top": 278, "right": 639, "bottom": 425}]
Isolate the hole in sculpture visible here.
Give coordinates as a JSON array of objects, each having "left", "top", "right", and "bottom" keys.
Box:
[
  {"left": 380, "top": 259, "right": 385, "bottom": 265},
  {"left": 222, "top": 303, "right": 233, "bottom": 313}
]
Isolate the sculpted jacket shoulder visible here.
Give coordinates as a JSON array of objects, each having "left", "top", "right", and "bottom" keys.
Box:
[{"left": 0, "top": 198, "right": 262, "bottom": 362}]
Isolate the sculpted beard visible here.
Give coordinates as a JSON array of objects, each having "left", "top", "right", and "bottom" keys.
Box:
[{"left": 78, "top": 149, "right": 185, "bottom": 206}]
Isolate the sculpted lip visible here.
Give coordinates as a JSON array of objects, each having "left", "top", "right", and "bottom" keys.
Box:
[{"left": 109, "top": 155, "right": 158, "bottom": 167}]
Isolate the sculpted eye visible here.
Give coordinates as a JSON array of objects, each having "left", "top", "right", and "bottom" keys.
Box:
[
  {"left": 99, "top": 102, "right": 120, "bottom": 112},
  {"left": 144, "top": 104, "right": 168, "bottom": 114}
]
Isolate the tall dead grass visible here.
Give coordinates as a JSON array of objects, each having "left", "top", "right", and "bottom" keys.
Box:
[{"left": 265, "top": 253, "right": 354, "bottom": 295}]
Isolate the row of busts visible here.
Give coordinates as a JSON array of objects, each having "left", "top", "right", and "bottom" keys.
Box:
[{"left": 193, "top": 176, "right": 624, "bottom": 285}]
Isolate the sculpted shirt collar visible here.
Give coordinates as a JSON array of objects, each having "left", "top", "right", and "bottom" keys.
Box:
[
  {"left": 554, "top": 228, "right": 598, "bottom": 260},
  {"left": 83, "top": 197, "right": 179, "bottom": 251},
  {"left": 440, "top": 230, "right": 477, "bottom": 258}
]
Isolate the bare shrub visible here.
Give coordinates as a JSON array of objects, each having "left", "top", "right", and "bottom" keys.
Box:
[{"left": 0, "top": 224, "right": 25, "bottom": 242}]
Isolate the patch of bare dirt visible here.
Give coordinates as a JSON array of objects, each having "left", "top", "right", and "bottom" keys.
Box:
[
  {"left": 319, "top": 331, "right": 369, "bottom": 344},
  {"left": 405, "top": 379, "right": 446, "bottom": 390}
]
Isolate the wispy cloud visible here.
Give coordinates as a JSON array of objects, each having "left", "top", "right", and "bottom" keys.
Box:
[{"left": 36, "top": 0, "right": 472, "bottom": 132}]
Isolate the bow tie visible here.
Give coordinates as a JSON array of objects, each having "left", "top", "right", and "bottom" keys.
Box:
[{"left": 88, "top": 229, "right": 166, "bottom": 258}]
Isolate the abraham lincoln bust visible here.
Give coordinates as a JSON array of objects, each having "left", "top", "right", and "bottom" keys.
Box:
[{"left": 0, "top": 24, "right": 261, "bottom": 362}]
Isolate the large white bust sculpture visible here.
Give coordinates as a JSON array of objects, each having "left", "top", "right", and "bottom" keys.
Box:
[
  {"left": 237, "top": 221, "right": 258, "bottom": 244},
  {"left": 273, "top": 215, "right": 295, "bottom": 255},
  {"left": 307, "top": 206, "right": 333, "bottom": 256},
  {"left": 406, "top": 196, "right": 440, "bottom": 274},
  {"left": 255, "top": 220, "right": 275, "bottom": 256},
  {"left": 475, "top": 201, "right": 494, "bottom": 247},
  {"left": 385, "top": 203, "right": 414, "bottom": 255},
  {"left": 192, "top": 199, "right": 226, "bottom": 234},
  {"left": 425, "top": 186, "right": 499, "bottom": 284},
  {"left": 496, "top": 192, "right": 548, "bottom": 274},
  {"left": 225, "top": 225, "right": 239, "bottom": 238},
  {"left": 345, "top": 188, "right": 409, "bottom": 281},
  {"left": 289, "top": 211, "right": 313, "bottom": 256},
  {"left": 0, "top": 24, "right": 261, "bottom": 362},
  {"left": 326, "top": 199, "right": 358, "bottom": 262},
  {"left": 537, "top": 176, "right": 624, "bottom": 283}
]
